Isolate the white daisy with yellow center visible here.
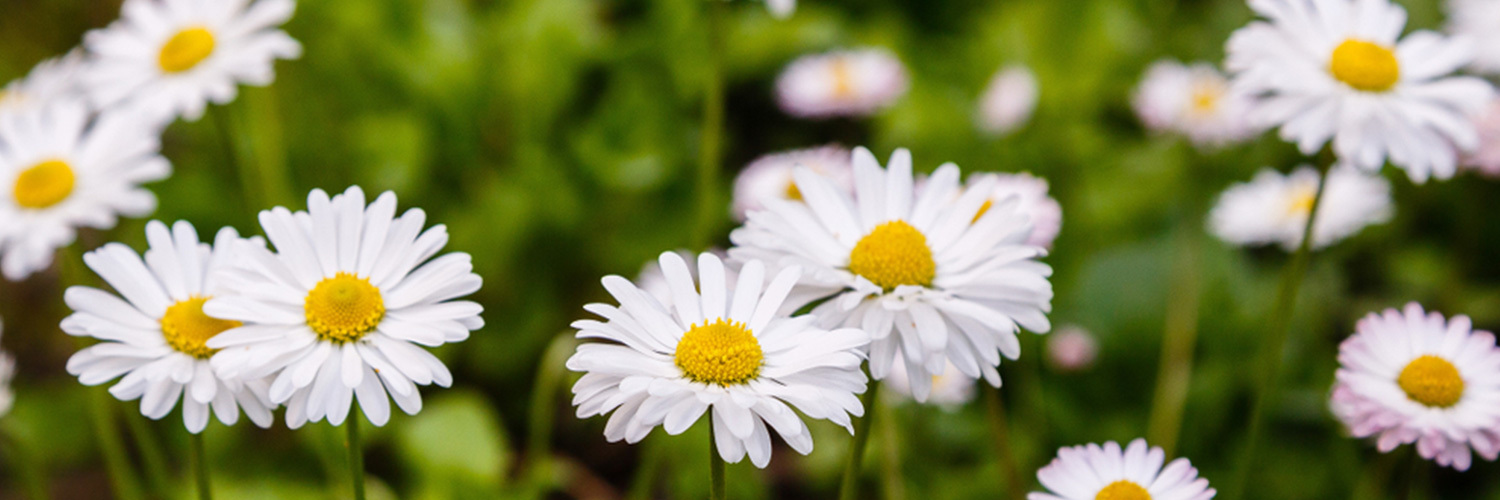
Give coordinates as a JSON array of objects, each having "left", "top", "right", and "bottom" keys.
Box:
[
  {"left": 730, "top": 147, "right": 1054, "bottom": 402},
  {"left": 204, "top": 187, "right": 484, "bottom": 428},
  {"left": 776, "top": 49, "right": 909, "bottom": 119},
  {"left": 0, "top": 100, "right": 170, "bottom": 281},
  {"left": 732, "top": 145, "right": 853, "bottom": 221},
  {"left": 967, "top": 172, "right": 1062, "bottom": 249},
  {"left": 568, "top": 252, "right": 869, "bottom": 468},
  {"left": 1331, "top": 303, "right": 1500, "bottom": 471},
  {"left": 1031, "top": 439, "right": 1216, "bottom": 500},
  {"left": 1225, "top": 0, "right": 1494, "bottom": 182},
  {"left": 1208, "top": 165, "right": 1392, "bottom": 251},
  {"left": 80, "top": 0, "right": 301, "bottom": 123},
  {"left": 61, "top": 221, "right": 275, "bottom": 433},
  {"left": 885, "top": 354, "right": 975, "bottom": 410},
  {"left": 1132, "top": 59, "right": 1255, "bottom": 148},
  {"left": 0, "top": 50, "right": 87, "bottom": 114}
]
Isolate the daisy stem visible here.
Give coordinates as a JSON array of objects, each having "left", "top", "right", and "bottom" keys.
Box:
[
  {"left": 346, "top": 413, "right": 367, "bottom": 500},
  {"left": 709, "top": 426, "right": 726, "bottom": 500},
  {"left": 87, "top": 389, "right": 144, "bottom": 500},
  {"left": 1228, "top": 158, "right": 1331, "bottom": 500},
  {"left": 983, "top": 387, "right": 1027, "bottom": 500},
  {"left": 122, "top": 411, "right": 172, "bottom": 499},
  {"left": 188, "top": 431, "right": 212, "bottom": 500},
  {"left": 692, "top": 0, "right": 726, "bottom": 250},
  {"left": 1146, "top": 181, "right": 1206, "bottom": 456},
  {"left": 877, "top": 401, "right": 906, "bottom": 500},
  {"left": 837, "top": 379, "right": 880, "bottom": 500}
]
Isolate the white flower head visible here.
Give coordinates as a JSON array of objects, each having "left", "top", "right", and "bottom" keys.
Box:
[
  {"left": 763, "top": 0, "right": 795, "bottom": 18},
  {"left": 977, "top": 65, "right": 1039, "bottom": 136},
  {"left": 1030, "top": 439, "right": 1216, "bottom": 500},
  {"left": 967, "top": 172, "right": 1062, "bottom": 249},
  {"left": 0, "top": 50, "right": 88, "bottom": 114},
  {"left": 1133, "top": 60, "right": 1256, "bottom": 148},
  {"left": 568, "top": 252, "right": 870, "bottom": 468},
  {"left": 0, "top": 99, "right": 170, "bottom": 281},
  {"left": 1462, "top": 98, "right": 1500, "bottom": 178},
  {"left": 0, "top": 319, "right": 14, "bottom": 418},
  {"left": 730, "top": 147, "right": 1054, "bottom": 402},
  {"left": 205, "top": 186, "right": 485, "bottom": 428},
  {"left": 1331, "top": 303, "right": 1500, "bottom": 471},
  {"left": 1447, "top": 0, "right": 1500, "bottom": 75},
  {"left": 776, "top": 48, "right": 908, "bottom": 119},
  {"left": 1225, "top": 0, "right": 1494, "bottom": 182},
  {"left": 885, "top": 354, "right": 975, "bottom": 410},
  {"left": 61, "top": 221, "right": 275, "bottom": 433},
  {"left": 1046, "top": 325, "right": 1097, "bottom": 373},
  {"left": 733, "top": 145, "right": 853, "bottom": 221},
  {"left": 82, "top": 0, "right": 302, "bottom": 123},
  {"left": 1209, "top": 165, "right": 1392, "bottom": 251}
]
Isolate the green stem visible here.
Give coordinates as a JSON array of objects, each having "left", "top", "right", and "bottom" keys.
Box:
[
  {"left": 838, "top": 379, "right": 880, "bottom": 500},
  {"left": 523, "top": 334, "right": 576, "bottom": 496},
  {"left": 122, "top": 411, "right": 172, "bottom": 499},
  {"left": 88, "top": 389, "right": 143, "bottom": 500},
  {"left": 189, "top": 431, "right": 212, "bottom": 500},
  {"left": 625, "top": 440, "right": 665, "bottom": 500},
  {"left": 212, "top": 104, "right": 258, "bottom": 212},
  {"left": 984, "top": 388, "right": 1027, "bottom": 500},
  {"left": 709, "top": 427, "right": 726, "bottom": 500},
  {"left": 1227, "top": 159, "right": 1332, "bottom": 500},
  {"left": 1145, "top": 209, "right": 1205, "bottom": 456},
  {"left": 346, "top": 412, "right": 366, "bottom": 500},
  {"left": 693, "top": 0, "right": 726, "bottom": 250},
  {"left": 876, "top": 399, "right": 906, "bottom": 500}
]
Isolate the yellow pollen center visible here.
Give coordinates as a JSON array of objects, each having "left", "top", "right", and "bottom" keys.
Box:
[
  {"left": 848, "top": 220, "right": 936, "bottom": 291},
  {"left": 1286, "top": 188, "right": 1316, "bottom": 216},
  {"left": 13, "top": 159, "right": 76, "bottom": 209},
  {"left": 305, "top": 272, "right": 385, "bottom": 343},
  {"left": 1096, "top": 480, "right": 1152, "bottom": 500},
  {"left": 158, "top": 27, "right": 216, "bottom": 73},
  {"left": 673, "top": 319, "right": 763, "bottom": 386},
  {"left": 831, "top": 58, "right": 854, "bottom": 98},
  {"left": 1398, "top": 355, "right": 1465, "bottom": 408},
  {"left": 1190, "top": 87, "right": 1220, "bottom": 114},
  {"left": 785, "top": 178, "right": 803, "bottom": 201},
  {"left": 1330, "top": 39, "right": 1399, "bottom": 92},
  {"left": 161, "top": 297, "right": 240, "bottom": 359}
]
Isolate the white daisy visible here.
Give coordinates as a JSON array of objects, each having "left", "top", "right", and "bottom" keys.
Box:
[
  {"left": 968, "top": 172, "right": 1062, "bottom": 249},
  {"left": 1046, "top": 325, "right": 1097, "bottom": 373},
  {"left": 0, "top": 51, "right": 88, "bottom": 114},
  {"left": 0, "top": 319, "right": 14, "bottom": 418},
  {"left": 729, "top": 147, "right": 1054, "bottom": 402},
  {"left": 61, "top": 221, "right": 275, "bottom": 433},
  {"left": 1030, "top": 439, "right": 1216, "bottom": 500},
  {"left": 762, "top": 0, "right": 795, "bottom": 18},
  {"left": 1225, "top": 0, "right": 1494, "bottom": 182},
  {"left": 1462, "top": 98, "right": 1500, "bottom": 178},
  {"left": 885, "top": 354, "right": 975, "bottom": 409},
  {"left": 776, "top": 48, "right": 908, "bottom": 119},
  {"left": 1447, "top": 0, "right": 1500, "bottom": 75},
  {"left": 0, "top": 99, "right": 170, "bottom": 281},
  {"left": 1208, "top": 165, "right": 1392, "bottom": 251},
  {"left": 1132, "top": 60, "right": 1256, "bottom": 148},
  {"left": 204, "top": 186, "right": 484, "bottom": 428},
  {"left": 977, "top": 65, "right": 1039, "bottom": 136},
  {"left": 81, "top": 0, "right": 302, "bottom": 123},
  {"left": 1331, "top": 303, "right": 1500, "bottom": 471},
  {"left": 733, "top": 145, "right": 853, "bottom": 221},
  {"left": 567, "top": 251, "right": 869, "bottom": 468}
]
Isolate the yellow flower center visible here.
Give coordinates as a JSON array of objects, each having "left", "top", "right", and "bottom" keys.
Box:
[
  {"left": 784, "top": 178, "right": 803, "bottom": 201},
  {"left": 305, "top": 272, "right": 385, "bottom": 343},
  {"left": 161, "top": 297, "right": 241, "bottom": 359},
  {"left": 1398, "top": 355, "right": 1464, "bottom": 408},
  {"left": 831, "top": 58, "right": 854, "bottom": 98},
  {"left": 1096, "top": 480, "right": 1152, "bottom": 500},
  {"left": 1190, "top": 86, "right": 1220, "bottom": 115},
  {"left": 158, "top": 27, "right": 216, "bottom": 73},
  {"left": 673, "top": 319, "right": 763, "bottom": 386},
  {"left": 848, "top": 220, "right": 936, "bottom": 291},
  {"left": 1330, "top": 39, "right": 1400, "bottom": 92},
  {"left": 1286, "top": 187, "right": 1316, "bottom": 217},
  {"left": 12, "top": 159, "right": 76, "bottom": 209}
]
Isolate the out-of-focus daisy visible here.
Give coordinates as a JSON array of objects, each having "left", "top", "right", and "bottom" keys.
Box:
[
  {"left": 886, "top": 354, "right": 975, "bottom": 409},
  {"left": 205, "top": 187, "right": 484, "bottom": 428},
  {"left": 776, "top": 48, "right": 908, "bottom": 119},
  {"left": 1448, "top": 0, "right": 1500, "bottom": 75},
  {"left": 968, "top": 172, "right": 1062, "bottom": 249},
  {"left": 1030, "top": 439, "right": 1216, "bottom": 500},
  {"left": 733, "top": 145, "right": 853, "bottom": 221},
  {"left": 568, "top": 252, "right": 869, "bottom": 468},
  {"left": 1225, "top": 0, "right": 1493, "bottom": 182},
  {"left": 1331, "top": 303, "right": 1500, "bottom": 471},
  {"left": 81, "top": 0, "right": 302, "bottom": 123},
  {"left": 1133, "top": 60, "right": 1255, "bottom": 148},
  {"left": 0, "top": 51, "right": 87, "bottom": 113},
  {"left": 61, "top": 221, "right": 275, "bottom": 433},
  {"left": 0, "top": 100, "right": 169, "bottom": 281},
  {"left": 1046, "top": 325, "right": 1097, "bottom": 373},
  {"left": 977, "top": 65, "right": 1038, "bottom": 136},
  {"left": 730, "top": 147, "right": 1054, "bottom": 402},
  {"left": 1462, "top": 98, "right": 1500, "bottom": 178},
  {"left": 762, "top": 0, "right": 794, "bottom": 18},
  {"left": 0, "top": 319, "right": 14, "bottom": 418},
  {"left": 1208, "top": 165, "right": 1392, "bottom": 251}
]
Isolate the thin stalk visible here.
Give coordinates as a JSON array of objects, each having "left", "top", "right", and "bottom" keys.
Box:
[
  {"left": 122, "top": 411, "right": 172, "bottom": 499},
  {"left": 345, "top": 412, "right": 366, "bottom": 500},
  {"left": 524, "top": 334, "right": 575, "bottom": 496},
  {"left": 212, "top": 105, "right": 258, "bottom": 212},
  {"left": 625, "top": 440, "right": 665, "bottom": 500},
  {"left": 1397, "top": 450, "right": 1429, "bottom": 500},
  {"left": 877, "top": 400, "right": 906, "bottom": 500},
  {"left": 2, "top": 426, "right": 51, "bottom": 500},
  {"left": 1146, "top": 209, "right": 1205, "bottom": 456},
  {"left": 709, "top": 427, "right": 726, "bottom": 500},
  {"left": 984, "top": 388, "right": 1027, "bottom": 500},
  {"left": 692, "top": 0, "right": 727, "bottom": 250},
  {"left": 1227, "top": 159, "right": 1332, "bottom": 500},
  {"left": 837, "top": 380, "right": 880, "bottom": 500},
  {"left": 189, "top": 432, "right": 212, "bottom": 500},
  {"left": 88, "top": 389, "right": 144, "bottom": 500}
]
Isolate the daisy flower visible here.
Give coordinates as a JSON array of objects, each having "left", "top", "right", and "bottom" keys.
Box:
[
  {"left": 1462, "top": 98, "right": 1500, "bottom": 178},
  {"left": 1132, "top": 60, "right": 1256, "bottom": 148},
  {"left": 1447, "top": 0, "right": 1500, "bottom": 75},
  {"left": 776, "top": 48, "right": 908, "bottom": 119},
  {"left": 567, "top": 251, "right": 869, "bottom": 468},
  {"left": 1208, "top": 165, "right": 1392, "bottom": 251},
  {"left": 1046, "top": 325, "right": 1098, "bottom": 373},
  {"left": 1331, "top": 303, "right": 1500, "bottom": 470},
  {"left": 61, "top": 221, "right": 275, "bottom": 433},
  {"left": 0, "top": 99, "right": 170, "bottom": 281},
  {"left": 81, "top": 0, "right": 302, "bottom": 123},
  {"left": 0, "top": 319, "right": 14, "bottom": 418},
  {"left": 762, "top": 0, "right": 794, "bottom": 18},
  {"left": 1030, "top": 439, "right": 1216, "bottom": 500},
  {"left": 733, "top": 145, "right": 853, "bottom": 221},
  {"left": 967, "top": 172, "right": 1062, "bottom": 249},
  {"left": 0, "top": 51, "right": 88, "bottom": 113},
  {"left": 886, "top": 355, "right": 975, "bottom": 409},
  {"left": 729, "top": 147, "right": 1054, "bottom": 402},
  {"left": 977, "top": 65, "right": 1039, "bottom": 136},
  {"left": 205, "top": 186, "right": 484, "bottom": 428},
  {"left": 1224, "top": 0, "right": 1493, "bottom": 182}
]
